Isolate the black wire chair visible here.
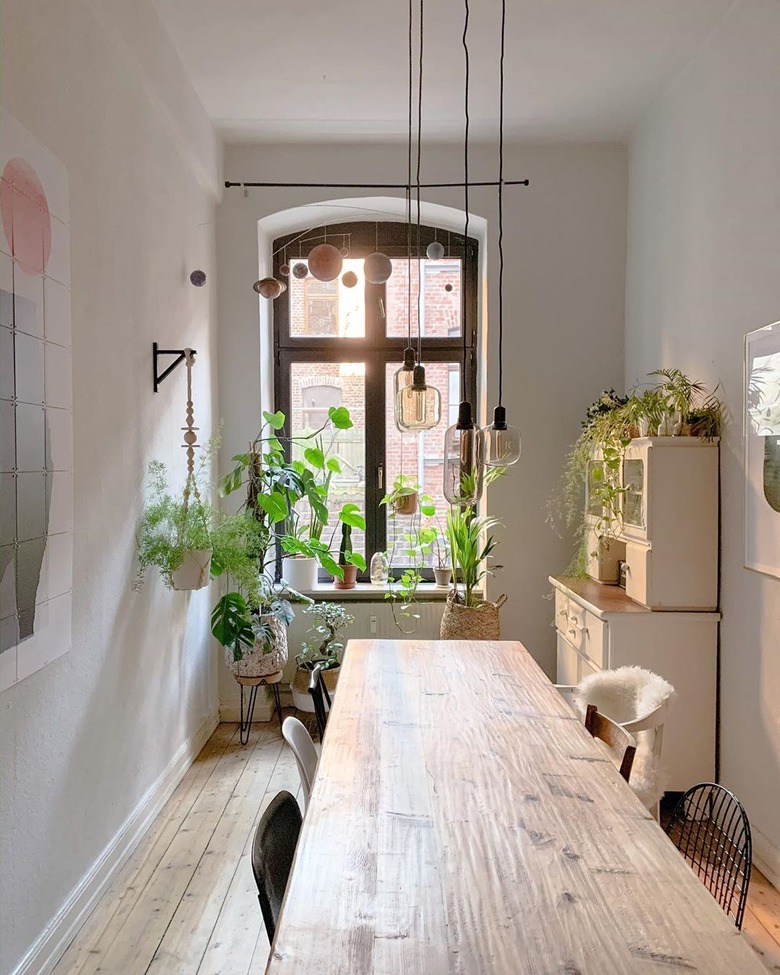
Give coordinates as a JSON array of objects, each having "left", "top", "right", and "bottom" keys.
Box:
[
  {"left": 251, "top": 790, "right": 302, "bottom": 943},
  {"left": 665, "top": 782, "right": 752, "bottom": 929},
  {"left": 308, "top": 662, "right": 332, "bottom": 741}
]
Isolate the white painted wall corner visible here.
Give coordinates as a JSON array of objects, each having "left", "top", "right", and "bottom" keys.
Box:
[
  {"left": 9, "top": 711, "right": 219, "bottom": 975},
  {"left": 753, "top": 825, "right": 780, "bottom": 894}
]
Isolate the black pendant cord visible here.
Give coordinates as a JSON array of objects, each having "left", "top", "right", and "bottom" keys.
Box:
[
  {"left": 461, "top": 0, "right": 470, "bottom": 403},
  {"left": 406, "top": 0, "right": 414, "bottom": 355},
  {"left": 416, "top": 0, "right": 424, "bottom": 362},
  {"left": 497, "top": 0, "right": 506, "bottom": 409},
  {"left": 226, "top": 179, "right": 529, "bottom": 189}
]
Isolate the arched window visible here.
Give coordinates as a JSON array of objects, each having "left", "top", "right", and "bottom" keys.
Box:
[{"left": 273, "top": 221, "right": 478, "bottom": 579}]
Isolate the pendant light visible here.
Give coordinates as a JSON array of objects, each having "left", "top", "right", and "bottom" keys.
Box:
[
  {"left": 395, "top": 0, "right": 440, "bottom": 434},
  {"left": 484, "top": 0, "right": 521, "bottom": 468},
  {"left": 443, "top": 0, "right": 485, "bottom": 505}
]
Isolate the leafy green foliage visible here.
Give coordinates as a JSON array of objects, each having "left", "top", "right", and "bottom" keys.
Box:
[
  {"left": 297, "top": 602, "right": 355, "bottom": 670},
  {"left": 447, "top": 502, "right": 503, "bottom": 608},
  {"left": 211, "top": 591, "right": 255, "bottom": 661}
]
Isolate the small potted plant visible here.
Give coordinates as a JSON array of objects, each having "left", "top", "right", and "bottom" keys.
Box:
[
  {"left": 432, "top": 525, "right": 452, "bottom": 587},
  {"left": 384, "top": 473, "right": 419, "bottom": 515},
  {"left": 135, "top": 460, "right": 213, "bottom": 592},
  {"left": 291, "top": 601, "right": 355, "bottom": 709},
  {"left": 332, "top": 522, "right": 366, "bottom": 589}
]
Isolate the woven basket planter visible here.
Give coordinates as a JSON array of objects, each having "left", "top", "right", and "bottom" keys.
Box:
[
  {"left": 440, "top": 590, "right": 504, "bottom": 640},
  {"left": 224, "top": 614, "right": 288, "bottom": 678}
]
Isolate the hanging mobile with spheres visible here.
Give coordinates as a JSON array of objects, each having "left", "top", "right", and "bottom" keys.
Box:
[
  {"left": 292, "top": 262, "right": 308, "bottom": 279},
  {"left": 364, "top": 251, "right": 393, "bottom": 284},
  {"left": 307, "top": 243, "right": 343, "bottom": 282},
  {"left": 341, "top": 270, "right": 358, "bottom": 288},
  {"left": 253, "top": 277, "right": 286, "bottom": 299},
  {"left": 426, "top": 240, "right": 445, "bottom": 261}
]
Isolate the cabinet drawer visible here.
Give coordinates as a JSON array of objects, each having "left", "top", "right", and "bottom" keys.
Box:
[
  {"left": 625, "top": 541, "right": 651, "bottom": 607},
  {"left": 583, "top": 614, "right": 607, "bottom": 669},
  {"left": 578, "top": 652, "right": 600, "bottom": 681}
]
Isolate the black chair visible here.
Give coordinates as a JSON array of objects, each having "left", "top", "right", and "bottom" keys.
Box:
[
  {"left": 665, "top": 782, "right": 752, "bottom": 929},
  {"left": 251, "top": 790, "right": 302, "bottom": 943},
  {"left": 308, "top": 663, "right": 332, "bottom": 741}
]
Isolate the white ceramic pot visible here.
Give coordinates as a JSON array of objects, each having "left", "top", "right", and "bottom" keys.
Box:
[
  {"left": 171, "top": 549, "right": 212, "bottom": 591},
  {"left": 224, "top": 614, "right": 289, "bottom": 678},
  {"left": 282, "top": 556, "right": 318, "bottom": 592}
]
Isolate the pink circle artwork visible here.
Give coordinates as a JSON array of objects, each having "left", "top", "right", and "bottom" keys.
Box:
[{"left": 0, "top": 157, "right": 52, "bottom": 276}]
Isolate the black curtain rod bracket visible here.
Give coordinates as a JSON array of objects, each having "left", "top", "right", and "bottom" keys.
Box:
[{"left": 153, "top": 342, "right": 197, "bottom": 393}]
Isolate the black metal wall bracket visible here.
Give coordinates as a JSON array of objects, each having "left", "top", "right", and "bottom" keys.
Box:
[{"left": 153, "top": 342, "right": 196, "bottom": 393}]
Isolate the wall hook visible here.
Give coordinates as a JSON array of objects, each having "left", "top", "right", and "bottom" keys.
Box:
[{"left": 153, "top": 342, "right": 196, "bottom": 393}]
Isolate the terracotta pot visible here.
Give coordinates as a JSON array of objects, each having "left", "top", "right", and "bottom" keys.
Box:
[
  {"left": 171, "top": 549, "right": 211, "bottom": 591},
  {"left": 391, "top": 491, "right": 418, "bottom": 516},
  {"left": 334, "top": 564, "right": 358, "bottom": 589},
  {"left": 224, "top": 614, "right": 288, "bottom": 678}
]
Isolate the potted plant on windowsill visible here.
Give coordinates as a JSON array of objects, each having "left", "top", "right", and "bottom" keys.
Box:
[
  {"left": 384, "top": 473, "right": 420, "bottom": 515},
  {"left": 332, "top": 521, "right": 367, "bottom": 589},
  {"left": 432, "top": 521, "right": 452, "bottom": 587},
  {"left": 291, "top": 602, "right": 355, "bottom": 710}
]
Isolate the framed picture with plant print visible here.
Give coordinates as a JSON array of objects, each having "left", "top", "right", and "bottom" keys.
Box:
[{"left": 745, "top": 321, "right": 780, "bottom": 577}]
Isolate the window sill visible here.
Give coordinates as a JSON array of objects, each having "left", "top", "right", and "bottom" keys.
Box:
[{"left": 281, "top": 582, "right": 458, "bottom": 602}]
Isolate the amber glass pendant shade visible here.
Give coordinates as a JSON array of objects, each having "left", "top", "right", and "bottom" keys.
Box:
[
  {"left": 393, "top": 347, "right": 417, "bottom": 430},
  {"left": 396, "top": 364, "right": 442, "bottom": 432},
  {"left": 443, "top": 401, "right": 485, "bottom": 505},
  {"left": 484, "top": 405, "right": 522, "bottom": 467}
]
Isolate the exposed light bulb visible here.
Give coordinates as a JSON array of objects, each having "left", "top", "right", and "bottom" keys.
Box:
[
  {"left": 443, "top": 401, "right": 485, "bottom": 505},
  {"left": 396, "top": 364, "right": 442, "bottom": 432},
  {"left": 393, "top": 347, "right": 417, "bottom": 430},
  {"left": 484, "top": 405, "right": 522, "bottom": 467}
]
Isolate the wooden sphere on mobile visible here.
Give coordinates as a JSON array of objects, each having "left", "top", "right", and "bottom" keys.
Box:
[
  {"left": 364, "top": 251, "right": 392, "bottom": 284},
  {"left": 279, "top": 263, "right": 290, "bottom": 276},
  {"left": 307, "top": 243, "right": 343, "bottom": 281},
  {"left": 426, "top": 241, "right": 445, "bottom": 261},
  {"left": 342, "top": 271, "right": 358, "bottom": 288},
  {"left": 292, "top": 262, "right": 309, "bottom": 279}
]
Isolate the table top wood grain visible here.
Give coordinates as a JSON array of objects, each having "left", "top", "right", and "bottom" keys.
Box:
[{"left": 265, "top": 639, "right": 765, "bottom": 974}]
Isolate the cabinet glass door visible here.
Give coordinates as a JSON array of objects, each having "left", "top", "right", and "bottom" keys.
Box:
[{"left": 623, "top": 458, "right": 645, "bottom": 528}]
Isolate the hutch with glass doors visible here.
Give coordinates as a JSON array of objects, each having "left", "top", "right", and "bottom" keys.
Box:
[{"left": 552, "top": 436, "right": 720, "bottom": 792}]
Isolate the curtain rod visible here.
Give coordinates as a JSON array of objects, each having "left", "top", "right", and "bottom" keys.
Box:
[{"left": 224, "top": 179, "right": 529, "bottom": 189}]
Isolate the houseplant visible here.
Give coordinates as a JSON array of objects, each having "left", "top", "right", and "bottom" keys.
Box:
[
  {"left": 291, "top": 601, "right": 355, "bottom": 710},
  {"left": 441, "top": 498, "right": 506, "bottom": 639},
  {"left": 550, "top": 371, "right": 723, "bottom": 577},
  {"left": 332, "top": 522, "right": 366, "bottom": 589},
  {"left": 383, "top": 473, "right": 420, "bottom": 515},
  {"left": 381, "top": 479, "right": 437, "bottom": 631},
  {"left": 135, "top": 460, "right": 213, "bottom": 592},
  {"left": 432, "top": 524, "right": 452, "bottom": 587}
]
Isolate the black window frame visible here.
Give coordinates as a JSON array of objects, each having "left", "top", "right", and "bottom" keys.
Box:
[{"left": 273, "top": 221, "right": 478, "bottom": 581}]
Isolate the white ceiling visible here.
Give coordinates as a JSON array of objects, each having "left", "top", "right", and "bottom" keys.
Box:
[{"left": 151, "top": 0, "right": 731, "bottom": 144}]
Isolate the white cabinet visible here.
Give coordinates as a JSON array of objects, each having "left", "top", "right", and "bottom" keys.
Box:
[
  {"left": 587, "top": 437, "right": 718, "bottom": 610},
  {"left": 550, "top": 575, "right": 719, "bottom": 792}
]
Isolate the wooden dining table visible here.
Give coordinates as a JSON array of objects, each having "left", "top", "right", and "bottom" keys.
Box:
[{"left": 265, "top": 639, "right": 766, "bottom": 974}]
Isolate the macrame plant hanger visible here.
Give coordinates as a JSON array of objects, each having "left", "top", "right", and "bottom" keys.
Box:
[{"left": 180, "top": 348, "right": 201, "bottom": 521}]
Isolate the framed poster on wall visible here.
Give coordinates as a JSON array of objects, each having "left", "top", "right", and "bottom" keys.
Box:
[{"left": 745, "top": 321, "right": 780, "bottom": 578}]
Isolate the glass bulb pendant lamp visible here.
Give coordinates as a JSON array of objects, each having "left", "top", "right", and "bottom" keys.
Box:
[
  {"left": 393, "top": 347, "right": 417, "bottom": 430},
  {"left": 443, "top": 401, "right": 485, "bottom": 505},
  {"left": 396, "top": 364, "right": 441, "bottom": 432},
  {"left": 484, "top": 405, "right": 522, "bottom": 467}
]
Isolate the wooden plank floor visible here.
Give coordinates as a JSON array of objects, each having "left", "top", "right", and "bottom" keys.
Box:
[{"left": 50, "top": 720, "right": 780, "bottom": 975}]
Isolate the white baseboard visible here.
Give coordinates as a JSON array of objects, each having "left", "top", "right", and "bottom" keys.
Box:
[
  {"left": 219, "top": 686, "right": 293, "bottom": 724},
  {"left": 10, "top": 711, "right": 220, "bottom": 975},
  {"left": 753, "top": 824, "right": 780, "bottom": 891}
]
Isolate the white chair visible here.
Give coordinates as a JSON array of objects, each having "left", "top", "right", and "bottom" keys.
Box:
[
  {"left": 556, "top": 666, "right": 675, "bottom": 815},
  {"left": 282, "top": 716, "right": 318, "bottom": 811}
]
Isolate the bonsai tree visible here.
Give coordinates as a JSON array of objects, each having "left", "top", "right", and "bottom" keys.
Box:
[{"left": 297, "top": 602, "right": 355, "bottom": 672}]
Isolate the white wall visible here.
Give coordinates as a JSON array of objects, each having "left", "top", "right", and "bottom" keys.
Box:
[
  {"left": 625, "top": 0, "right": 780, "bottom": 870},
  {"left": 0, "top": 1, "right": 221, "bottom": 972},
  {"left": 216, "top": 139, "right": 627, "bottom": 715}
]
